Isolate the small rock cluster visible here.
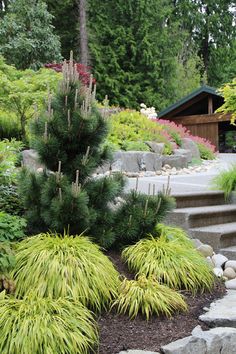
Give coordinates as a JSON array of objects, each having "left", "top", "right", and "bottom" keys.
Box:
[
  {"left": 94, "top": 159, "right": 219, "bottom": 179},
  {"left": 155, "top": 160, "right": 218, "bottom": 177},
  {"left": 193, "top": 239, "right": 236, "bottom": 289}
]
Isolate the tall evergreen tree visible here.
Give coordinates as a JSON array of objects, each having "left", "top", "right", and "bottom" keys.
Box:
[
  {"left": 88, "top": 0, "right": 183, "bottom": 110},
  {"left": 0, "top": 0, "right": 62, "bottom": 70},
  {"left": 173, "top": 0, "right": 236, "bottom": 86},
  {"left": 46, "top": 0, "right": 78, "bottom": 59}
]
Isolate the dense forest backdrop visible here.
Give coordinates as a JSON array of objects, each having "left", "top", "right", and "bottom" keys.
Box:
[{"left": 0, "top": 0, "right": 235, "bottom": 111}]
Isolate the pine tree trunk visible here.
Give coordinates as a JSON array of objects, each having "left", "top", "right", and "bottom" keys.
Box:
[{"left": 79, "top": 0, "right": 88, "bottom": 66}]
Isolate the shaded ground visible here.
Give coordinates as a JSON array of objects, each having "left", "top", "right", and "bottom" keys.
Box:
[{"left": 98, "top": 251, "right": 226, "bottom": 354}]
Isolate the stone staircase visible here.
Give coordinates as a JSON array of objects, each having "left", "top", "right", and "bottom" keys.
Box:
[{"left": 165, "top": 191, "right": 236, "bottom": 259}]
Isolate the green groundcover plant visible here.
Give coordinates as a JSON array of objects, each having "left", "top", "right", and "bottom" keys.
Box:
[
  {"left": 12, "top": 232, "right": 120, "bottom": 311},
  {"left": 212, "top": 164, "right": 236, "bottom": 199},
  {"left": 0, "top": 185, "right": 24, "bottom": 216},
  {"left": 113, "top": 275, "right": 187, "bottom": 320},
  {"left": 0, "top": 212, "right": 26, "bottom": 242},
  {"left": 0, "top": 291, "right": 98, "bottom": 354},
  {"left": 122, "top": 224, "right": 214, "bottom": 294},
  {"left": 0, "top": 139, "right": 23, "bottom": 185}
]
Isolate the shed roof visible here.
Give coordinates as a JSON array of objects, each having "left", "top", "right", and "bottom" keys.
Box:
[{"left": 158, "top": 85, "right": 222, "bottom": 118}]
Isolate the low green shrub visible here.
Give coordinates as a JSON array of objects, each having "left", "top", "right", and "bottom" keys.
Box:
[
  {"left": 0, "top": 139, "right": 23, "bottom": 185},
  {"left": 13, "top": 232, "right": 120, "bottom": 311},
  {"left": 107, "top": 110, "right": 173, "bottom": 154},
  {"left": 0, "top": 111, "right": 21, "bottom": 140},
  {"left": 212, "top": 165, "right": 236, "bottom": 198},
  {"left": 113, "top": 275, "right": 188, "bottom": 320},
  {"left": 113, "top": 191, "right": 175, "bottom": 248},
  {"left": 122, "top": 141, "right": 150, "bottom": 151},
  {"left": 0, "top": 212, "right": 26, "bottom": 242},
  {"left": 0, "top": 184, "right": 24, "bottom": 216},
  {"left": 197, "top": 142, "right": 216, "bottom": 160},
  {"left": 122, "top": 225, "right": 214, "bottom": 294},
  {"left": 0, "top": 292, "right": 98, "bottom": 354}
]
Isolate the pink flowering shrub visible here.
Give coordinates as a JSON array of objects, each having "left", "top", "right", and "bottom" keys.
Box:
[
  {"left": 155, "top": 118, "right": 216, "bottom": 160},
  {"left": 157, "top": 119, "right": 189, "bottom": 139},
  {"left": 189, "top": 135, "right": 216, "bottom": 153}
]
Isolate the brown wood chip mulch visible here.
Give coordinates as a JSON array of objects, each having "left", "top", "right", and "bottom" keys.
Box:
[{"left": 98, "top": 251, "right": 226, "bottom": 354}]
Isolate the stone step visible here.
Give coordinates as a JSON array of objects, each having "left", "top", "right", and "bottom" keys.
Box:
[
  {"left": 167, "top": 204, "right": 236, "bottom": 230},
  {"left": 189, "top": 222, "right": 236, "bottom": 251},
  {"left": 199, "top": 290, "right": 236, "bottom": 327},
  {"left": 172, "top": 191, "right": 226, "bottom": 209},
  {"left": 220, "top": 246, "right": 236, "bottom": 260}
]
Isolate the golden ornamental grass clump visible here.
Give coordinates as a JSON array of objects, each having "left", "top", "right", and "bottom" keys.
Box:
[
  {"left": 122, "top": 224, "right": 214, "bottom": 294},
  {"left": 0, "top": 291, "right": 98, "bottom": 354},
  {"left": 113, "top": 275, "right": 188, "bottom": 320},
  {"left": 12, "top": 232, "right": 120, "bottom": 311}
]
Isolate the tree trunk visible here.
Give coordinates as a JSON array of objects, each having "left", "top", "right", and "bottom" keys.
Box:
[
  {"left": 20, "top": 114, "right": 26, "bottom": 143},
  {"left": 79, "top": 0, "right": 88, "bottom": 66},
  {"left": 202, "top": 5, "right": 210, "bottom": 79}
]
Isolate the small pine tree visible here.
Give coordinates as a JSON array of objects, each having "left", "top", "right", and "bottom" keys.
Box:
[
  {"left": 20, "top": 53, "right": 125, "bottom": 246},
  {"left": 19, "top": 53, "right": 174, "bottom": 247}
]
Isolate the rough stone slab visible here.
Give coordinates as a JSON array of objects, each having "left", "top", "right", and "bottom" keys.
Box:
[
  {"left": 145, "top": 141, "right": 164, "bottom": 154},
  {"left": 161, "top": 326, "right": 236, "bottom": 354},
  {"left": 181, "top": 138, "right": 200, "bottom": 160},
  {"left": 162, "top": 155, "right": 188, "bottom": 169},
  {"left": 112, "top": 151, "right": 140, "bottom": 172},
  {"left": 174, "top": 148, "right": 192, "bottom": 163},
  {"left": 118, "top": 351, "right": 159, "bottom": 354},
  {"left": 138, "top": 152, "right": 162, "bottom": 171},
  {"left": 161, "top": 335, "right": 206, "bottom": 354},
  {"left": 199, "top": 290, "right": 236, "bottom": 327},
  {"left": 220, "top": 246, "right": 236, "bottom": 261}
]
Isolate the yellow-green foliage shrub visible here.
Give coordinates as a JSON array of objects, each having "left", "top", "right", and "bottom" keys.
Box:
[
  {"left": 107, "top": 110, "right": 173, "bottom": 154},
  {"left": 122, "top": 224, "right": 214, "bottom": 294},
  {"left": 13, "top": 232, "right": 120, "bottom": 311},
  {"left": 113, "top": 275, "right": 187, "bottom": 320},
  {"left": 0, "top": 292, "right": 98, "bottom": 354}
]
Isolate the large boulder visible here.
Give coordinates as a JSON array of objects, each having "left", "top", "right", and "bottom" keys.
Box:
[
  {"left": 138, "top": 152, "right": 162, "bottom": 171},
  {"left": 111, "top": 151, "right": 140, "bottom": 172},
  {"left": 174, "top": 148, "right": 192, "bottom": 163},
  {"left": 111, "top": 151, "right": 162, "bottom": 172},
  {"left": 162, "top": 155, "right": 188, "bottom": 169},
  {"left": 22, "top": 149, "right": 45, "bottom": 171},
  {"left": 145, "top": 141, "right": 165, "bottom": 155},
  {"left": 181, "top": 138, "right": 200, "bottom": 160}
]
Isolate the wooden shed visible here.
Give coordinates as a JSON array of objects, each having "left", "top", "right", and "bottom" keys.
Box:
[{"left": 158, "top": 86, "right": 233, "bottom": 151}]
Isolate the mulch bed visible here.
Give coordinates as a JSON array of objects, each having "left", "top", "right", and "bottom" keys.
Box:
[{"left": 98, "top": 250, "right": 226, "bottom": 354}]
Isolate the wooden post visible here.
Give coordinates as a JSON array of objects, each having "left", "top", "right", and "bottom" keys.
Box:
[{"left": 208, "top": 96, "right": 213, "bottom": 114}]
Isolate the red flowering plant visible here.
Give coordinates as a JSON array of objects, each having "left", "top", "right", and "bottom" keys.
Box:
[{"left": 44, "top": 62, "right": 95, "bottom": 86}]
